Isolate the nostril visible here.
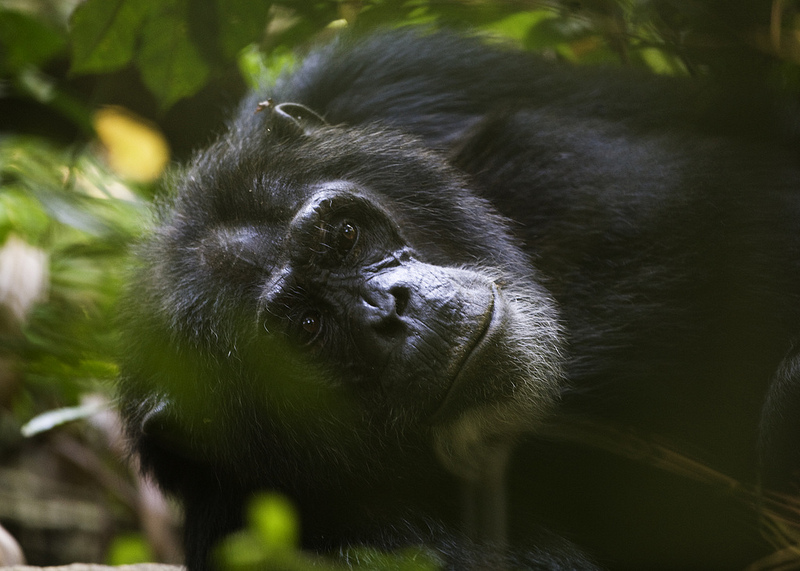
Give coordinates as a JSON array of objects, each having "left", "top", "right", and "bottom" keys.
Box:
[{"left": 390, "top": 286, "right": 410, "bottom": 316}]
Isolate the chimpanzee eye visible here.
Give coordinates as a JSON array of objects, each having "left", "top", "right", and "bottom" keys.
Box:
[
  {"left": 300, "top": 310, "right": 322, "bottom": 343},
  {"left": 335, "top": 220, "right": 358, "bottom": 257}
]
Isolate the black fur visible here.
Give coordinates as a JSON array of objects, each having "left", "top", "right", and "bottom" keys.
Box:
[{"left": 119, "top": 28, "right": 800, "bottom": 570}]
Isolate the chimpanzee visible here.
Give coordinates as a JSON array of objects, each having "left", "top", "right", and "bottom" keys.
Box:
[{"left": 118, "top": 27, "right": 800, "bottom": 570}]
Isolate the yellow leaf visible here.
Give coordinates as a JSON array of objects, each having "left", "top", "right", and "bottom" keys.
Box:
[{"left": 93, "top": 106, "right": 170, "bottom": 182}]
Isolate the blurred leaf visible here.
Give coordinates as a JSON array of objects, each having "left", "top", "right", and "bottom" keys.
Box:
[
  {"left": 485, "top": 10, "right": 557, "bottom": 43},
  {"left": 216, "top": 530, "right": 268, "bottom": 570},
  {"left": 136, "top": 0, "right": 211, "bottom": 108},
  {"left": 426, "top": 1, "right": 520, "bottom": 28},
  {"left": 186, "top": 0, "right": 223, "bottom": 65},
  {"left": 0, "top": 234, "right": 48, "bottom": 324},
  {"left": 15, "top": 67, "right": 94, "bottom": 133},
  {"left": 265, "top": 17, "right": 326, "bottom": 53},
  {"left": 107, "top": 532, "right": 155, "bottom": 564},
  {"left": 249, "top": 493, "right": 300, "bottom": 551},
  {"left": 216, "top": 0, "right": 272, "bottom": 59},
  {"left": 285, "top": 1, "right": 339, "bottom": 28},
  {"left": 564, "top": 36, "right": 617, "bottom": 63},
  {"left": 0, "top": 9, "right": 66, "bottom": 73},
  {"left": 640, "top": 45, "right": 687, "bottom": 74},
  {"left": 20, "top": 399, "right": 107, "bottom": 436},
  {"left": 31, "top": 190, "right": 114, "bottom": 236},
  {"left": 69, "top": 0, "right": 154, "bottom": 74},
  {"left": 524, "top": 12, "right": 581, "bottom": 51},
  {"left": 93, "top": 106, "right": 170, "bottom": 182},
  {"left": 0, "top": 136, "right": 147, "bottom": 408},
  {"left": 354, "top": 1, "right": 434, "bottom": 29},
  {"left": 0, "top": 190, "right": 50, "bottom": 245},
  {"left": 238, "top": 44, "right": 296, "bottom": 90}
]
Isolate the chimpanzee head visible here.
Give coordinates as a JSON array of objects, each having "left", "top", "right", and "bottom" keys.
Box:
[{"left": 120, "top": 99, "right": 564, "bottom": 485}]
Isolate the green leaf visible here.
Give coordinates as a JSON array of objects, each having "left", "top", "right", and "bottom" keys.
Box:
[
  {"left": 523, "top": 13, "right": 575, "bottom": 51},
  {"left": 216, "top": 0, "right": 272, "bottom": 59},
  {"left": 353, "top": 2, "right": 431, "bottom": 29},
  {"left": 0, "top": 9, "right": 66, "bottom": 73},
  {"left": 136, "top": 0, "right": 210, "bottom": 108},
  {"left": 216, "top": 530, "right": 267, "bottom": 569},
  {"left": 426, "top": 2, "right": 519, "bottom": 28},
  {"left": 69, "top": 0, "right": 154, "bottom": 74},
  {"left": 15, "top": 67, "right": 94, "bottom": 133},
  {"left": 484, "top": 10, "right": 556, "bottom": 43},
  {"left": 248, "top": 493, "right": 299, "bottom": 551},
  {"left": 238, "top": 44, "right": 296, "bottom": 90},
  {"left": 0, "top": 190, "right": 50, "bottom": 244},
  {"left": 107, "top": 533, "right": 155, "bottom": 565},
  {"left": 29, "top": 190, "right": 114, "bottom": 236}
]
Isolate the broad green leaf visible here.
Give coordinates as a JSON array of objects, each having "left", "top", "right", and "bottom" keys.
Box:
[
  {"left": 136, "top": 0, "right": 210, "bottom": 109},
  {"left": 69, "top": 0, "right": 154, "bottom": 74},
  {"left": 216, "top": 0, "right": 272, "bottom": 59},
  {"left": 0, "top": 9, "right": 66, "bottom": 73}
]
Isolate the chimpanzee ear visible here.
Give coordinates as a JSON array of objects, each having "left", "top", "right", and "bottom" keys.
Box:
[
  {"left": 274, "top": 102, "right": 328, "bottom": 131},
  {"left": 258, "top": 99, "right": 328, "bottom": 137}
]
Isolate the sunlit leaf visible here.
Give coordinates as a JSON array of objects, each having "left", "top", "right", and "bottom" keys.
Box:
[
  {"left": 0, "top": 189, "right": 50, "bottom": 245},
  {"left": 524, "top": 13, "right": 578, "bottom": 51},
  {"left": 93, "top": 106, "right": 170, "bottom": 182},
  {"left": 238, "top": 44, "right": 296, "bottom": 90},
  {"left": 485, "top": 10, "right": 556, "bottom": 43},
  {"left": 248, "top": 493, "right": 299, "bottom": 550},
  {"left": 107, "top": 532, "right": 155, "bottom": 565}
]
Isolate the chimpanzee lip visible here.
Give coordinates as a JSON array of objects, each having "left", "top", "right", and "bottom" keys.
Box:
[{"left": 428, "top": 284, "right": 499, "bottom": 423}]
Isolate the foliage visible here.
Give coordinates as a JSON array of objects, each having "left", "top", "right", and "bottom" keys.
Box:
[
  {"left": 67, "top": 0, "right": 691, "bottom": 110},
  {"left": 0, "top": 136, "right": 148, "bottom": 415},
  {"left": 106, "top": 532, "right": 155, "bottom": 565},
  {"left": 58, "top": 0, "right": 800, "bottom": 108},
  {"left": 217, "top": 494, "right": 440, "bottom": 571}
]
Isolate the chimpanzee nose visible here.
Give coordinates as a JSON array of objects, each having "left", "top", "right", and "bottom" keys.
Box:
[{"left": 360, "top": 284, "right": 411, "bottom": 336}]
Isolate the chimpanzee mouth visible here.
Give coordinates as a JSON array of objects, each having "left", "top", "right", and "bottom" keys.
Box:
[{"left": 428, "top": 285, "right": 500, "bottom": 423}]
